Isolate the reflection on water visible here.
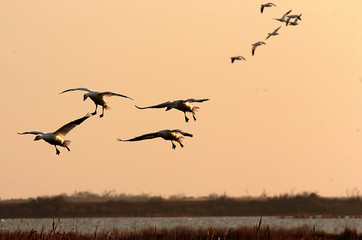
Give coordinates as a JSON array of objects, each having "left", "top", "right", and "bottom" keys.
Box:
[{"left": 0, "top": 216, "right": 361, "bottom": 234}]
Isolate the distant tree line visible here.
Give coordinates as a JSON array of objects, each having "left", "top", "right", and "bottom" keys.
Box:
[{"left": 0, "top": 192, "right": 361, "bottom": 218}]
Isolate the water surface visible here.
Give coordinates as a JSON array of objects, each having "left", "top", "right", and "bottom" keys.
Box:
[{"left": 1, "top": 216, "right": 361, "bottom": 234}]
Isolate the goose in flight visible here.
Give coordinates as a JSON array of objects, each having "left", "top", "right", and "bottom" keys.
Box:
[
  {"left": 265, "top": 26, "right": 281, "bottom": 40},
  {"left": 230, "top": 56, "right": 246, "bottom": 63},
  {"left": 274, "top": 9, "right": 292, "bottom": 23},
  {"left": 60, "top": 88, "right": 134, "bottom": 118},
  {"left": 118, "top": 129, "right": 193, "bottom": 149},
  {"left": 135, "top": 98, "right": 209, "bottom": 122},
  {"left": 287, "top": 17, "right": 300, "bottom": 26},
  {"left": 18, "top": 113, "right": 91, "bottom": 155},
  {"left": 252, "top": 41, "right": 266, "bottom": 56},
  {"left": 286, "top": 14, "right": 302, "bottom": 25},
  {"left": 261, "top": 3, "right": 276, "bottom": 14}
]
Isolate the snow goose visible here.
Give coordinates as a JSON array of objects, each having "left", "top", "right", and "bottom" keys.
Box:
[
  {"left": 287, "top": 17, "right": 300, "bottom": 26},
  {"left": 230, "top": 56, "right": 246, "bottom": 63},
  {"left": 18, "top": 113, "right": 91, "bottom": 155},
  {"left": 274, "top": 10, "right": 292, "bottom": 23},
  {"left": 261, "top": 3, "right": 276, "bottom": 13},
  {"left": 286, "top": 14, "right": 302, "bottom": 25},
  {"left": 60, "top": 88, "right": 134, "bottom": 118},
  {"left": 252, "top": 41, "right": 266, "bottom": 56},
  {"left": 118, "top": 129, "right": 193, "bottom": 149},
  {"left": 265, "top": 26, "right": 281, "bottom": 40},
  {"left": 135, "top": 98, "right": 209, "bottom": 122}
]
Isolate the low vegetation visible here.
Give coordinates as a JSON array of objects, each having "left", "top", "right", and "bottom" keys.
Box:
[
  {"left": 0, "top": 224, "right": 359, "bottom": 240},
  {"left": 0, "top": 192, "right": 361, "bottom": 218}
]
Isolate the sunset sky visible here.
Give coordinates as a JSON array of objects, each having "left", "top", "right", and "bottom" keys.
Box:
[{"left": 1, "top": 0, "right": 361, "bottom": 199}]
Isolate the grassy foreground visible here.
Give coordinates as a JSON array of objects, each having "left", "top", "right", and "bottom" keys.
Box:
[{"left": 0, "top": 225, "right": 359, "bottom": 240}]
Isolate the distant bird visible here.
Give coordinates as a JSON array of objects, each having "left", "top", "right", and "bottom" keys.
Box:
[
  {"left": 135, "top": 98, "right": 209, "bottom": 122},
  {"left": 251, "top": 41, "right": 266, "bottom": 56},
  {"left": 60, "top": 88, "right": 134, "bottom": 118},
  {"left": 230, "top": 56, "right": 246, "bottom": 63},
  {"left": 118, "top": 129, "right": 193, "bottom": 149},
  {"left": 287, "top": 17, "right": 300, "bottom": 26},
  {"left": 18, "top": 113, "right": 91, "bottom": 155},
  {"left": 286, "top": 14, "right": 302, "bottom": 25},
  {"left": 261, "top": 3, "right": 276, "bottom": 13},
  {"left": 274, "top": 9, "right": 292, "bottom": 23},
  {"left": 265, "top": 26, "right": 281, "bottom": 40}
]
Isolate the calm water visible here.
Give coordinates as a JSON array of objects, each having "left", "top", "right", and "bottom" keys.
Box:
[{"left": 1, "top": 216, "right": 361, "bottom": 234}]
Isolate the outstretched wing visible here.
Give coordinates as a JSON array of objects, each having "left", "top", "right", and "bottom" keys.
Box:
[
  {"left": 100, "top": 92, "right": 134, "bottom": 101},
  {"left": 135, "top": 101, "right": 172, "bottom": 109},
  {"left": 184, "top": 98, "right": 209, "bottom": 103},
  {"left": 18, "top": 131, "right": 45, "bottom": 135},
  {"left": 54, "top": 113, "right": 91, "bottom": 137},
  {"left": 282, "top": 9, "right": 292, "bottom": 19},
  {"left": 173, "top": 130, "right": 193, "bottom": 137},
  {"left": 274, "top": 26, "right": 281, "bottom": 33},
  {"left": 260, "top": 5, "right": 265, "bottom": 13},
  {"left": 252, "top": 46, "right": 256, "bottom": 56},
  {"left": 117, "top": 132, "right": 159, "bottom": 142},
  {"left": 60, "top": 88, "right": 92, "bottom": 94}
]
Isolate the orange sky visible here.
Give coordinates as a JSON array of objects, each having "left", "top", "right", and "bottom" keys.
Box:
[{"left": 1, "top": 0, "right": 361, "bottom": 199}]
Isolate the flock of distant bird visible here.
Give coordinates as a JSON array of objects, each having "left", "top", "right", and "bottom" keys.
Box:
[
  {"left": 18, "top": 88, "right": 209, "bottom": 154},
  {"left": 230, "top": 3, "right": 302, "bottom": 63},
  {"left": 18, "top": 3, "right": 302, "bottom": 155}
]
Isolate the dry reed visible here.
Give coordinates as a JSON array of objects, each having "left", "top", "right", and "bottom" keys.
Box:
[{"left": 0, "top": 222, "right": 359, "bottom": 240}]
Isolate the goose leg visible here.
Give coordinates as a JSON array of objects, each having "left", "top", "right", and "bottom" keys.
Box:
[
  {"left": 184, "top": 112, "right": 189, "bottom": 122},
  {"left": 55, "top": 146, "right": 60, "bottom": 155},
  {"left": 192, "top": 114, "right": 197, "bottom": 121},
  {"left": 92, "top": 104, "right": 98, "bottom": 116},
  {"left": 171, "top": 141, "right": 176, "bottom": 149},
  {"left": 179, "top": 142, "right": 184, "bottom": 148},
  {"left": 65, "top": 146, "right": 70, "bottom": 152},
  {"left": 100, "top": 107, "right": 105, "bottom": 118}
]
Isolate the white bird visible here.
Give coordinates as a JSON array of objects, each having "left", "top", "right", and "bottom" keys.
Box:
[
  {"left": 135, "top": 98, "right": 209, "bottom": 122},
  {"left": 230, "top": 56, "right": 246, "bottom": 63},
  {"left": 251, "top": 41, "right": 266, "bottom": 56},
  {"left": 60, "top": 88, "right": 134, "bottom": 118},
  {"left": 18, "top": 113, "right": 91, "bottom": 155},
  {"left": 118, "top": 129, "right": 193, "bottom": 149},
  {"left": 261, "top": 2, "right": 276, "bottom": 14},
  {"left": 287, "top": 17, "right": 300, "bottom": 26},
  {"left": 286, "top": 14, "right": 302, "bottom": 25},
  {"left": 274, "top": 10, "right": 292, "bottom": 23},
  {"left": 265, "top": 26, "right": 281, "bottom": 40}
]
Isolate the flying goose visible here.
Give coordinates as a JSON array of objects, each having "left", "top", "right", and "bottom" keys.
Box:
[
  {"left": 118, "top": 129, "right": 193, "bottom": 149},
  {"left": 265, "top": 26, "right": 281, "bottom": 40},
  {"left": 286, "top": 14, "right": 302, "bottom": 25},
  {"left": 261, "top": 3, "right": 276, "bottom": 13},
  {"left": 287, "top": 17, "right": 300, "bottom": 26},
  {"left": 230, "top": 56, "right": 246, "bottom": 63},
  {"left": 18, "top": 113, "right": 91, "bottom": 155},
  {"left": 274, "top": 9, "right": 292, "bottom": 23},
  {"left": 252, "top": 41, "right": 266, "bottom": 56},
  {"left": 60, "top": 88, "right": 134, "bottom": 118},
  {"left": 135, "top": 98, "right": 209, "bottom": 122}
]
